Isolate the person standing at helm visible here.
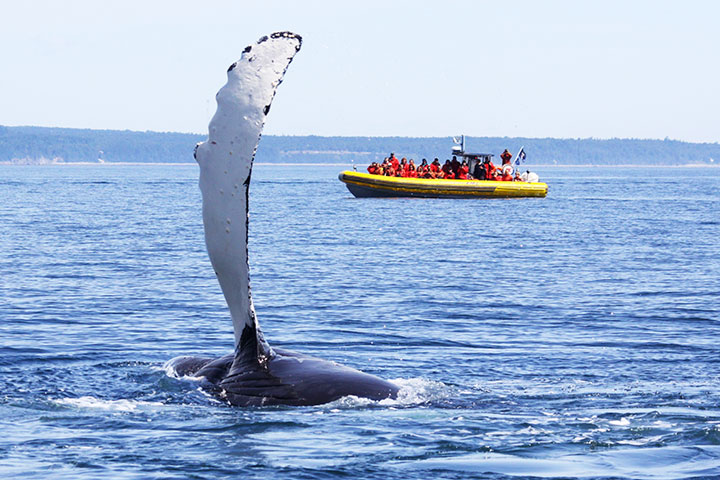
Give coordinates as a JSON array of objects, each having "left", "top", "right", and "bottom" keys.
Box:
[{"left": 472, "top": 159, "right": 486, "bottom": 180}]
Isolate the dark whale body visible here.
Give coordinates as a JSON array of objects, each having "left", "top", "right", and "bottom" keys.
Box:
[
  {"left": 167, "top": 32, "right": 398, "bottom": 406},
  {"left": 170, "top": 348, "right": 398, "bottom": 407}
]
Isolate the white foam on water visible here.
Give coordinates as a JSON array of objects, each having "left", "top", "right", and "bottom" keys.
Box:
[
  {"left": 610, "top": 416, "right": 632, "bottom": 426},
  {"left": 160, "top": 360, "right": 206, "bottom": 382},
  {"left": 53, "top": 396, "right": 164, "bottom": 412},
  {"left": 386, "top": 377, "right": 451, "bottom": 405},
  {"left": 327, "top": 378, "right": 451, "bottom": 409}
]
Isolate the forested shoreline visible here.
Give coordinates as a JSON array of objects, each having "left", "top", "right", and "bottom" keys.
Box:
[{"left": 1, "top": 125, "right": 717, "bottom": 165}]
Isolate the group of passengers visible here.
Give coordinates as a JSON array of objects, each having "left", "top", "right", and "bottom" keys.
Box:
[{"left": 366, "top": 150, "right": 519, "bottom": 181}]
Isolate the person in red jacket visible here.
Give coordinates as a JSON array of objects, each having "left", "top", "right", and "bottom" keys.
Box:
[
  {"left": 430, "top": 158, "right": 441, "bottom": 177},
  {"left": 389, "top": 153, "right": 400, "bottom": 170},
  {"left": 484, "top": 159, "right": 498, "bottom": 180},
  {"left": 441, "top": 160, "right": 453, "bottom": 178},
  {"left": 457, "top": 160, "right": 470, "bottom": 179},
  {"left": 406, "top": 164, "right": 418, "bottom": 178},
  {"left": 451, "top": 156, "right": 461, "bottom": 176},
  {"left": 367, "top": 162, "right": 378, "bottom": 175}
]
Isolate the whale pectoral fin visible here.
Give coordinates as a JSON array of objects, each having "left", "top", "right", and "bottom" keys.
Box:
[{"left": 196, "top": 32, "right": 302, "bottom": 358}]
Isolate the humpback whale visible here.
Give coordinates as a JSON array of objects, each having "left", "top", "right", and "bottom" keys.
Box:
[{"left": 167, "top": 32, "right": 398, "bottom": 406}]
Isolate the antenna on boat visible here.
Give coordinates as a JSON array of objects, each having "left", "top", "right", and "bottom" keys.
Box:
[{"left": 452, "top": 135, "right": 465, "bottom": 155}]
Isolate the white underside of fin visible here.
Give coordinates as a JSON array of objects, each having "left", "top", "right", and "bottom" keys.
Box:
[{"left": 194, "top": 32, "right": 302, "bottom": 351}]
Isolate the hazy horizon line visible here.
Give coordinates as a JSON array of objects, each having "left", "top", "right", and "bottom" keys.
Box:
[{"left": 2, "top": 124, "right": 718, "bottom": 145}]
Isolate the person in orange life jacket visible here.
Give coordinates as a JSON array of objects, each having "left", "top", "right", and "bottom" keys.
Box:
[
  {"left": 499, "top": 165, "right": 513, "bottom": 181},
  {"left": 441, "top": 159, "right": 453, "bottom": 177},
  {"left": 389, "top": 153, "right": 400, "bottom": 170},
  {"left": 385, "top": 162, "right": 396, "bottom": 177},
  {"left": 483, "top": 158, "right": 497, "bottom": 180},
  {"left": 450, "top": 155, "right": 461, "bottom": 175},
  {"left": 398, "top": 162, "right": 408, "bottom": 177},
  {"left": 457, "top": 160, "right": 470, "bottom": 179},
  {"left": 499, "top": 150, "right": 514, "bottom": 181},
  {"left": 408, "top": 158, "right": 416, "bottom": 172},
  {"left": 430, "top": 158, "right": 441, "bottom": 175},
  {"left": 367, "top": 162, "right": 379, "bottom": 175},
  {"left": 399, "top": 157, "right": 407, "bottom": 173},
  {"left": 378, "top": 159, "right": 387, "bottom": 174},
  {"left": 406, "top": 163, "right": 418, "bottom": 178},
  {"left": 439, "top": 161, "right": 454, "bottom": 179}
]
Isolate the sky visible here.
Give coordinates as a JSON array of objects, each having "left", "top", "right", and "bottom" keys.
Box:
[{"left": 1, "top": 0, "right": 718, "bottom": 142}]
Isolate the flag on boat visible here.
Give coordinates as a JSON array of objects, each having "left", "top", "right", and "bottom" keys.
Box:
[{"left": 515, "top": 147, "right": 526, "bottom": 165}]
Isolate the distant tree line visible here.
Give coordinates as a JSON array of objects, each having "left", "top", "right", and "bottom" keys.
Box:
[{"left": 0, "top": 125, "right": 717, "bottom": 165}]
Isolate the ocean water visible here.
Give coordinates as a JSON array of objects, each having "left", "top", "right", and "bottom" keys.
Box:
[{"left": 1, "top": 163, "right": 719, "bottom": 479}]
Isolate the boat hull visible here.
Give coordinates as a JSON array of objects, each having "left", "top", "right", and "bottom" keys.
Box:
[{"left": 338, "top": 171, "right": 547, "bottom": 199}]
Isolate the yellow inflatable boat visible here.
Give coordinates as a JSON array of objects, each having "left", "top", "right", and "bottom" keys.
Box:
[{"left": 338, "top": 171, "right": 548, "bottom": 199}]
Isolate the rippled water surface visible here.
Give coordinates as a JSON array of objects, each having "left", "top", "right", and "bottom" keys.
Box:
[{"left": 1, "top": 164, "right": 719, "bottom": 479}]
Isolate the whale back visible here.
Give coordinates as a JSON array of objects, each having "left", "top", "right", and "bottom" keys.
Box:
[{"left": 194, "top": 32, "right": 302, "bottom": 361}]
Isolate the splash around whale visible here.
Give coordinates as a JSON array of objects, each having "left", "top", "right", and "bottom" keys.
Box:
[{"left": 166, "top": 32, "right": 398, "bottom": 406}]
